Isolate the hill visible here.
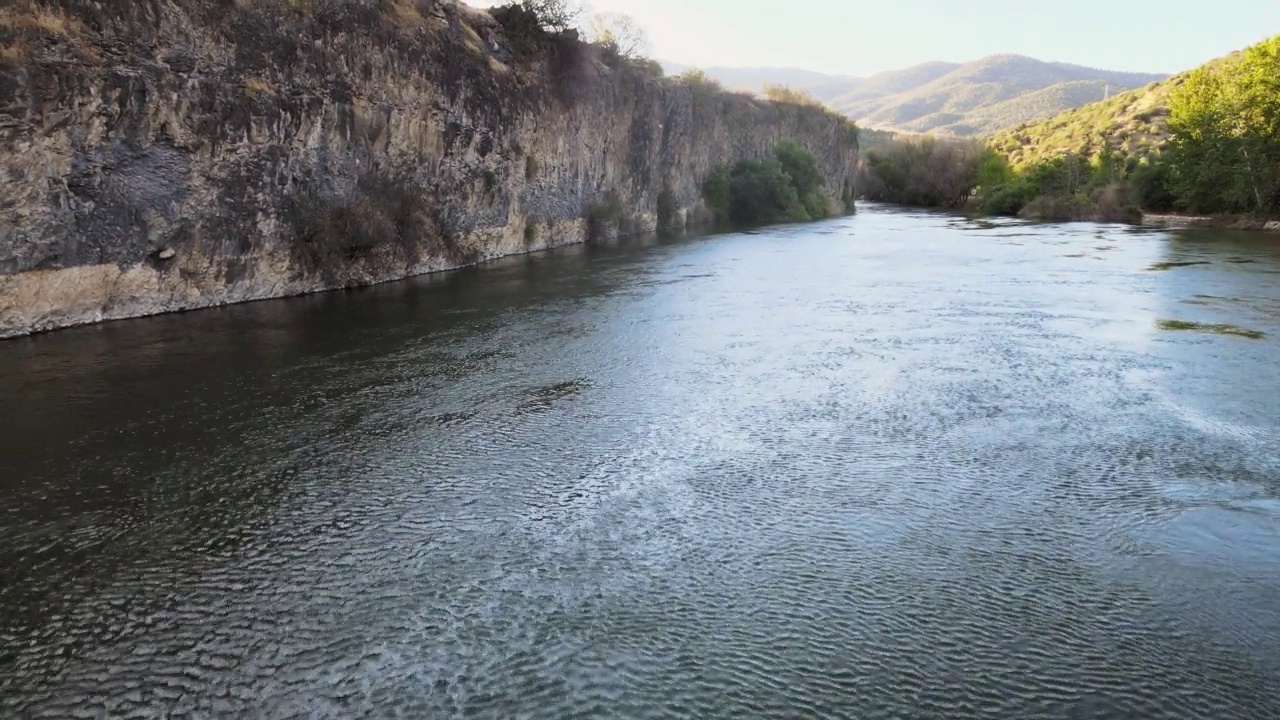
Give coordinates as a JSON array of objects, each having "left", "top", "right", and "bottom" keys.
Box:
[
  {"left": 825, "top": 61, "right": 958, "bottom": 106},
  {"left": 839, "top": 55, "right": 1165, "bottom": 135},
  {"left": 987, "top": 49, "right": 1246, "bottom": 169},
  {"left": 987, "top": 76, "right": 1184, "bottom": 169},
  {"left": 853, "top": 36, "right": 1280, "bottom": 222},
  {"left": 660, "top": 55, "right": 1165, "bottom": 138},
  {"left": 929, "top": 80, "right": 1131, "bottom": 136},
  {"left": 981, "top": 37, "right": 1279, "bottom": 220}
]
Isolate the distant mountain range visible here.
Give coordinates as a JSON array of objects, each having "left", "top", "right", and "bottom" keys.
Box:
[{"left": 660, "top": 56, "right": 1167, "bottom": 137}]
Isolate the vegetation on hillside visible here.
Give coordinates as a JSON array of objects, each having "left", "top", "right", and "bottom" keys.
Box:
[
  {"left": 864, "top": 36, "right": 1279, "bottom": 223},
  {"left": 704, "top": 141, "right": 833, "bottom": 225},
  {"left": 987, "top": 76, "right": 1188, "bottom": 170}
]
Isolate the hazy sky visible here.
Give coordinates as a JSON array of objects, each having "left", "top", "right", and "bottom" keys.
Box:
[{"left": 472, "top": 0, "right": 1280, "bottom": 76}]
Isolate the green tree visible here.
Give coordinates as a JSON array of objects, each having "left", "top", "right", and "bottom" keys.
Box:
[
  {"left": 703, "top": 165, "right": 732, "bottom": 221},
  {"left": 728, "top": 158, "right": 803, "bottom": 225},
  {"left": 858, "top": 137, "right": 989, "bottom": 208},
  {"left": 976, "top": 149, "right": 1014, "bottom": 191},
  {"left": 1092, "top": 136, "right": 1121, "bottom": 185},
  {"left": 1167, "top": 35, "right": 1280, "bottom": 214},
  {"left": 1127, "top": 157, "right": 1176, "bottom": 211},
  {"left": 702, "top": 141, "right": 831, "bottom": 225},
  {"left": 773, "top": 140, "right": 827, "bottom": 218}
]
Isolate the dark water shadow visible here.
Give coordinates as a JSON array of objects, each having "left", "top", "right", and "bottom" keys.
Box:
[{"left": 0, "top": 228, "right": 725, "bottom": 648}]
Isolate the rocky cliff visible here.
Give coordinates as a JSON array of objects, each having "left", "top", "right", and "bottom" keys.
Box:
[{"left": 0, "top": 0, "right": 859, "bottom": 338}]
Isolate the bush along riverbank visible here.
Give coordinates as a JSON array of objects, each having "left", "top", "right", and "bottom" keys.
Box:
[
  {"left": 703, "top": 141, "right": 853, "bottom": 226},
  {"left": 855, "top": 35, "right": 1280, "bottom": 230}
]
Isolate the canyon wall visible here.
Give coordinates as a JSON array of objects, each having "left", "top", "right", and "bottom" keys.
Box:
[{"left": 0, "top": 0, "right": 859, "bottom": 338}]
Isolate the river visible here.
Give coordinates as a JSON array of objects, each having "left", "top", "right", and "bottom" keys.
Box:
[{"left": 2, "top": 205, "right": 1279, "bottom": 718}]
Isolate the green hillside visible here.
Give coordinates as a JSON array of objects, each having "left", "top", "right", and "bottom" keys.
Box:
[
  {"left": 985, "top": 47, "right": 1256, "bottom": 170},
  {"left": 981, "top": 37, "right": 1278, "bottom": 218},
  {"left": 987, "top": 76, "right": 1187, "bottom": 169}
]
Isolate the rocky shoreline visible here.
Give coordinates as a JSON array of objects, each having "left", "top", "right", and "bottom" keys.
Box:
[
  {"left": 1141, "top": 213, "right": 1280, "bottom": 232},
  {"left": 1, "top": 0, "right": 858, "bottom": 339}
]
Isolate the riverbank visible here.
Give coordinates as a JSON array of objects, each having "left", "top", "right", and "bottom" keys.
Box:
[
  {"left": 1141, "top": 213, "right": 1280, "bottom": 232},
  {"left": 863, "top": 197, "right": 1280, "bottom": 235},
  {"left": 0, "top": 0, "right": 858, "bottom": 339}
]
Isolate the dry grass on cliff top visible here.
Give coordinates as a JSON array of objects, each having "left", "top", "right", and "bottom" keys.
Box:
[
  {"left": 387, "top": 0, "right": 428, "bottom": 28},
  {"left": 0, "top": 2, "right": 81, "bottom": 37},
  {"left": 1, "top": 1, "right": 103, "bottom": 65}
]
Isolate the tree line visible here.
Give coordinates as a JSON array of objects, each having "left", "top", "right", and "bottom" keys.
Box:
[{"left": 490, "top": 0, "right": 652, "bottom": 63}]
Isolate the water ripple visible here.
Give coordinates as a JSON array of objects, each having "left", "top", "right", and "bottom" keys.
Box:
[{"left": 2, "top": 208, "right": 1279, "bottom": 717}]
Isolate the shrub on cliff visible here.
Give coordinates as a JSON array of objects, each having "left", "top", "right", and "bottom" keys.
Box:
[
  {"left": 631, "top": 58, "right": 665, "bottom": 79},
  {"left": 586, "top": 190, "right": 627, "bottom": 240},
  {"left": 498, "top": 0, "right": 580, "bottom": 32},
  {"left": 677, "top": 68, "right": 723, "bottom": 104},
  {"left": 656, "top": 187, "right": 679, "bottom": 235},
  {"left": 762, "top": 85, "right": 824, "bottom": 108},
  {"left": 585, "top": 11, "right": 649, "bottom": 60},
  {"left": 703, "top": 141, "right": 830, "bottom": 226},
  {"left": 729, "top": 159, "right": 804, "bottom": 224},
  {"left": 490, "top": 0, "right": 581, "bottom": 56},
  {"left": 774, "top": 140, "right": 828, "bottom": 219},
  {"left": 287, "top": 172, "right": 453, "bottom": 282},
  {"left": 703, "top": 166, "right": 732, "bottom": 221}
]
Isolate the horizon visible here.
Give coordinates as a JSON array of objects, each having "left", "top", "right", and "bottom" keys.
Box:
[{"left": 470, "top": 0, "right": 1280, "bottom": 77}]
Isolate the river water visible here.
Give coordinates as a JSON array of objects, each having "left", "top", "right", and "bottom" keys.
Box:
[{"left": 2, "top": 205, "right": 1279, "bottom": 718}]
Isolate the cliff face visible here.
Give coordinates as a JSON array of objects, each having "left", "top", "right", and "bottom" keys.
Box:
[{"left": 0, "top": 0, "right": 859, "bottom": 338}]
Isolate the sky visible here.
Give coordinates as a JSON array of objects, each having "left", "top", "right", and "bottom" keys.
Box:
[{"left": 471, "top": 0, "right": 1280, "bottom": 77}]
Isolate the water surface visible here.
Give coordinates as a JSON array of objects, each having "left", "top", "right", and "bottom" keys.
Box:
[{"left": 3, "top": 206, "right": 1279, "bottom": 718}]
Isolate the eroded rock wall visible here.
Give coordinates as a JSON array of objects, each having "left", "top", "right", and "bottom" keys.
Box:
[{"left": 0, "top": 0, "right": 859, "bottom": 337}]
